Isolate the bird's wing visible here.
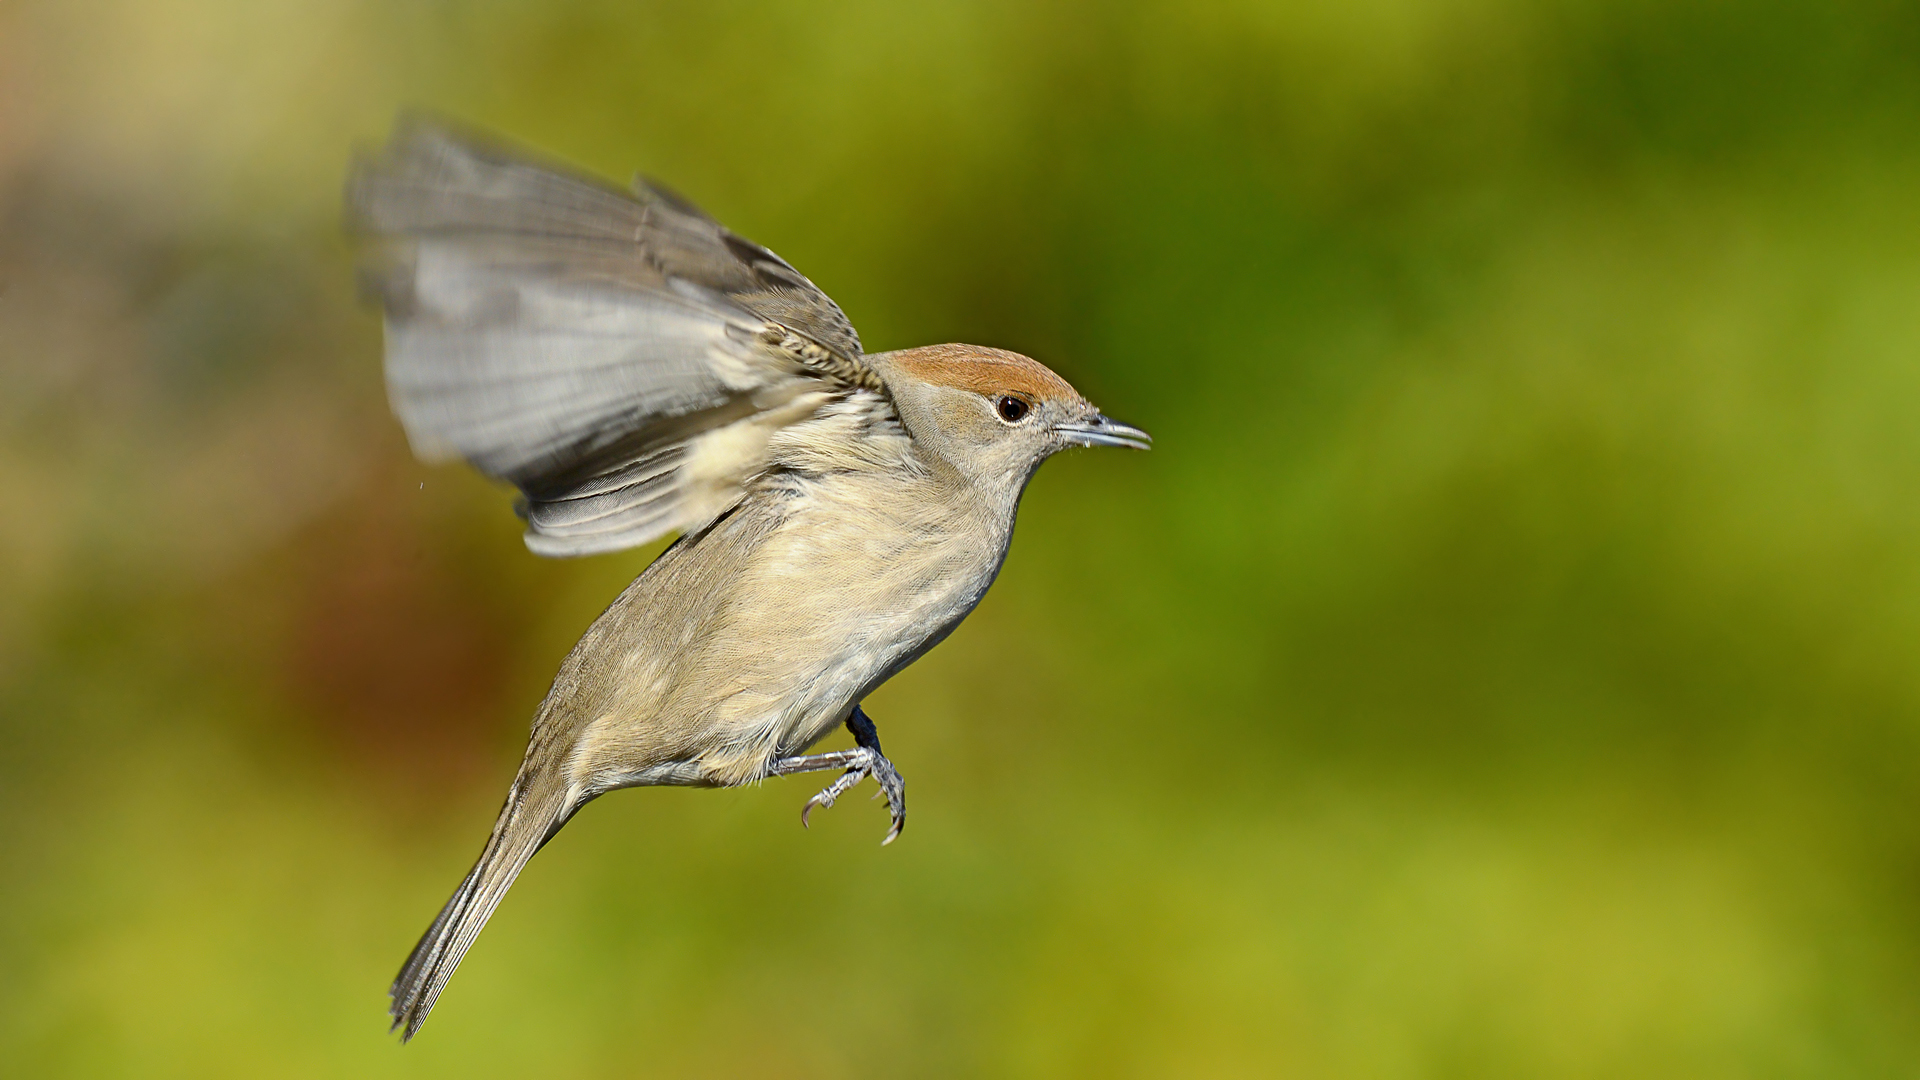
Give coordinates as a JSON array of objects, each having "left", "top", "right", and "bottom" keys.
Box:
[{"left": 346, "top": 117, "right": 888, "bottom": 556}]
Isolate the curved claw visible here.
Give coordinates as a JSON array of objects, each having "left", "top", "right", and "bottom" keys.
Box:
[
  {"left": 800, "top": 762, "right": 868, "bottom": 830},
  {"left": 870, "top": 757, "right": 906, "bottom": 846},
  {"left": 800, "top": 786, "right": 841, "bottom": 829}
]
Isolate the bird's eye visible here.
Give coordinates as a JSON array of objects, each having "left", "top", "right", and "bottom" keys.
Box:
[{"left": 995, "top": 396, "right": 1031, "bottom": 424}]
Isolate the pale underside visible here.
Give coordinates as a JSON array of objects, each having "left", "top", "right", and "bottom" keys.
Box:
[{"left": 537, "top": 400, "right": 1018, "bottom": 804}]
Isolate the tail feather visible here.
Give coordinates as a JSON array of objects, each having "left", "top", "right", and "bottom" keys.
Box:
[{"left": 389, "top": 791, "right": 567, "bottom": 1041}]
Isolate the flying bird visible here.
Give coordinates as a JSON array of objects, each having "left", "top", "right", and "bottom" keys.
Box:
[{"left": 346, "top": 117, "right": 1149, "bottom": 1040}]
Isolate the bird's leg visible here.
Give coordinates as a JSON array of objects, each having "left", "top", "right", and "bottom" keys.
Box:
[
  {"left": 843, "top": 705, "right": 906, "bottom": 840},
  {"left": 765, "top": 704, "right": 906, "bottom": 844}
]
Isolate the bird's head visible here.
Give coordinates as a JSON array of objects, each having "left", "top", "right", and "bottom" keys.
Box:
[{"left": 868, "top": 344, "right": 1151, "bottom": 486}]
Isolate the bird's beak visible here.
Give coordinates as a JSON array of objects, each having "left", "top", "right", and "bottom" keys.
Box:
[{"left": 1056, "top": 413, "right": 1152, "bottom": 451}]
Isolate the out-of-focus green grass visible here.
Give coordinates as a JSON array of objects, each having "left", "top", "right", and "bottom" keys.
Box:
[{"left": 5, "top": 0, "right": 1920, "bottom": 1075}]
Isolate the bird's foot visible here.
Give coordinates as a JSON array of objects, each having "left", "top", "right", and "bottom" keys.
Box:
[
  {"left": 803, "top": 746, "right": 905, "bottom": 844},
  {"left": 767, "top": 743, "right": 906, "bottom": 845}
]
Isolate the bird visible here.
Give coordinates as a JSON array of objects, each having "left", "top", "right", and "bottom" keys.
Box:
[{"left": 345, "top": 117, "right": 1150, "bottom": 1041}]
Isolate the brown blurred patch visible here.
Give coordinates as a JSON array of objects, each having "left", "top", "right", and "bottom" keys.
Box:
[{"left": 280, "top": 461, "right": 517, "bottom": 806}]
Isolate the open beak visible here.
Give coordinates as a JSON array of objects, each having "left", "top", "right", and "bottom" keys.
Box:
[{"left": 1056, "top": 413, "right": 1152, "bottom": 451}]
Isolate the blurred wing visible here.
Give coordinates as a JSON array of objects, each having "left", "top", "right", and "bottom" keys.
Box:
[{"left": 346, "top": 117, "right": 884, "bottom": 556}]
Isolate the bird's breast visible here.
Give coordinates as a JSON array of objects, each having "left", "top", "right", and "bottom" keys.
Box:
[
  {"left": 563, "top": 466, "right": 1017, "bottom": 788},
  {"left": 738, "top": 471, "right": 1013, "bottom": 755}
]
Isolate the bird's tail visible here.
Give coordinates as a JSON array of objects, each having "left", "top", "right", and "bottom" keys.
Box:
[{"left": 389, "top": 780, "right": 573, "bottom": 1041}]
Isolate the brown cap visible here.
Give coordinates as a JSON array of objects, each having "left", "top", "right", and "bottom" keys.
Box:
[{"left": 888, "top": 343, "right": 1086, "bottom": 404}]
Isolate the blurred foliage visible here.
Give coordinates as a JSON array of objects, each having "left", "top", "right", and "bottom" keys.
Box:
[{"left": 5, "top": 0, "right": 1920, "bottom": 1075}]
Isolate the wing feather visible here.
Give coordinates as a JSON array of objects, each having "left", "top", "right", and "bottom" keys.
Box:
[{"left": 346, "top": 116, "right": 884, "bottom": 556}]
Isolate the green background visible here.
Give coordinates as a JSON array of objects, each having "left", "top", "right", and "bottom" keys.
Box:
[{"left": 6, "top": 0, "right": 1920, "bottom": 1075}]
